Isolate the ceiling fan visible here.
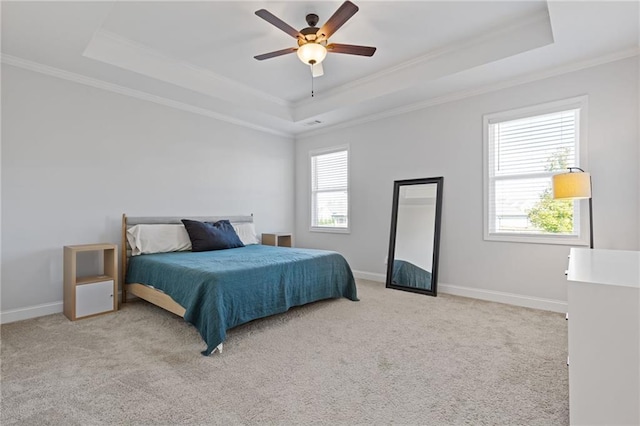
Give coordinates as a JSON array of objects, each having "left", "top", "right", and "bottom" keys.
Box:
[{"left": 254, "top": 1, "right": 376, "bottom": 78}]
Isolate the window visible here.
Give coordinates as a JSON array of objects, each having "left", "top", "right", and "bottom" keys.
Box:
[
  {"left": 310, "top": 146, "right": 349, "bottom": 233},
  {"left": 483, "top": 97, "right": 588, "bottom": 245}
]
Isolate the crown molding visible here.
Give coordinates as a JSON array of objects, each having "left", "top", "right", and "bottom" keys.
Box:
[
  {"left": 3, "top": 44, "right": 637, "bottom": 141},
  {"left": 296, "top": 47, "right": 640, "bottom": 139},
  {"left": 1, "top": 54, "right": 291, "bottom": 138}
]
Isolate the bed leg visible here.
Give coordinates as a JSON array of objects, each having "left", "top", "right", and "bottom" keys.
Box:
[{"left": 216, "top": 343, "right": 223, "bottom": 354}]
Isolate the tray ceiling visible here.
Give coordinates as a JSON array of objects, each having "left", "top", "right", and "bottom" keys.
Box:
[{"left": 2, "top": 1, "right": 638, "bottom": 136}]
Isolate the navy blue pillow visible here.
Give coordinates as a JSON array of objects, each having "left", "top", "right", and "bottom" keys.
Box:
[{"left": 181, "top": 219, "right": 245, "bottom": 252}]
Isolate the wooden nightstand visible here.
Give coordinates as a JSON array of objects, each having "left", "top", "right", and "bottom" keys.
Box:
[
  {"left": 262, "top": 233, "right": 293, "bottom": 248},
  {"left": 63, "top": 243, "right": 118, "bottom": 321}
]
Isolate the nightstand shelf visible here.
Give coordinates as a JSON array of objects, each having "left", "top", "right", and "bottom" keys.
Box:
[
  {"left": 76, "top": 274, "right": 113, "bottom": 285},
  {"left": 262, "top": 233, "right": 293, "bottom": 248},
  {"left": 63, "top": 243, "right": 118, "bottom": 321}
]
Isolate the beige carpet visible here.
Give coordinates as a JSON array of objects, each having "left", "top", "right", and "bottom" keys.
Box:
[{"left": 1, "top": 279, "right": 568, "bottom": 425}]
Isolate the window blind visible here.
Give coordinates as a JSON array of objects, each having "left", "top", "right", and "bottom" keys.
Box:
[
  {"left": 311, "top": 149, "right": 348, "bottom": 229},
  {"left": 487, "top": 108, "right": 579, "bottom": 235}
]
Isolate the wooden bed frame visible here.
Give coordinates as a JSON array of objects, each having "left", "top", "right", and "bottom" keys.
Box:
[{"left": 120, "top": 214, "right": 254, "bottom": 353}]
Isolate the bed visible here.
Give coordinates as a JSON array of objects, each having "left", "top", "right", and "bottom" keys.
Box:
[{"left": 121, "top": 215, "right": 358, "bottom": 355}]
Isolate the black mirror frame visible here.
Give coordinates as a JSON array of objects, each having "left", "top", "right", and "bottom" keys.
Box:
[{"left": 385, "top": 177, "right": 444, "bottom": 296}]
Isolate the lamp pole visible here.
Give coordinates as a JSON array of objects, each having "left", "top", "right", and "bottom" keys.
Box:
[
  {"left": 588, "top": 175, "right": 593, "bottom": 249},
  {"left": 572, "top": 167, "right": 593, "bottom": 249},
  {"left": 588, "top": 198, "right": 594, "bottom": 248}
]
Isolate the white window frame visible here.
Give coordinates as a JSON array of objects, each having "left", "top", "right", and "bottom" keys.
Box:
[
  {"left": 483, "top": 96, "right": 589, "bottom": 245},
  {"left": 309, "top": 145, "right": 350, "bottom": 234}
]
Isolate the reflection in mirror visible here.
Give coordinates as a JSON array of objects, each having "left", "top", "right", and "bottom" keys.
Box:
[{"left": 386, "top": 177, "right": 443, "bottom": 296}]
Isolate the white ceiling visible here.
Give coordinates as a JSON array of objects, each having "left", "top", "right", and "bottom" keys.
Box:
[{"left": 2, "top": 1, "right": 638, "bottom": 137}]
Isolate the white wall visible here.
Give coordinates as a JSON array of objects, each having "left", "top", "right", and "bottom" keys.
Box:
[
  {"left": 1, "top": 64, "right": 295, "bottom": 320},
  {"left": 295, "top": 57, "right": 639, "bottom": 309}
]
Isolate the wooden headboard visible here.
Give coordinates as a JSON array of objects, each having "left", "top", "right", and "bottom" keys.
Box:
[{"left": 120, "top": 214, "right": 253, "bottom": 302}]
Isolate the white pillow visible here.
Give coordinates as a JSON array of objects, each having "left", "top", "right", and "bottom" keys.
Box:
[
  {"left": 232, "top": 222, "right": 259, "bottom": 245},
  {"left": 127, "top": 224, "right": 192, "bottom": 256}
]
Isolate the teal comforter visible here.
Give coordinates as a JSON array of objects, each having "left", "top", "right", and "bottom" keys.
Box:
[
  {"left": 392, "top": 259, "right": 432, "bottom": 290},
  {"left": 126, "top": 245, "right": 358, "bottom": 355}
]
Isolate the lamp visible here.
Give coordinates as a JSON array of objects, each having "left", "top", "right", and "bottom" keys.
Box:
[
  {"left": 552, "top": 167, "right": 593, "bottom": 248},
  {"left": 297, "top": 43, "right": 327, "bottom": 66}
]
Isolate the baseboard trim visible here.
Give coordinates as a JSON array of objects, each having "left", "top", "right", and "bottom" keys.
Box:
[
  {"left": 438, "top": 283, "right": 566, "bottom": 313},
  {"left": 352, "top": 270, "right": 386, "bottom": 283},
  {"left": 352, "top": 270, "right": 566, "bottom": 313},
  {"left": 0, "top": 292, "right": 132, "bottom": 324},
  {"left": 0, "top": 301, "right": 63, "bottom": 324}
]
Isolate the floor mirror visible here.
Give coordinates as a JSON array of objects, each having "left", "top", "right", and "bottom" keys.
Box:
[{"left": 386, "top": 177, "right": 443, "bottom": 296}]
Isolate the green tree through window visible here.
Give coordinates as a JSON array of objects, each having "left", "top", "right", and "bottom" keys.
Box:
[{"left": 526, "top": 148, "right": 574, "bottom": 233}]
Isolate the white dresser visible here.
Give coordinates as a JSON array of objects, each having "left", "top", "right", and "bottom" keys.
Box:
[{"left": 566, "top": 248, "right": 640, "bottom": 426}]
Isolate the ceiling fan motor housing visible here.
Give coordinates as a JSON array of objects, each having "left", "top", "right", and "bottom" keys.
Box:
[{"left": 298, "top": 13, "right": 325, "bottom": 45}]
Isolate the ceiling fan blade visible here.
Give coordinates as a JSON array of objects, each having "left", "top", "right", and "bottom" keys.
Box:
[
  {"left": 326, "top": 43, "right": 376, "bottom": 56},
  {"left": 254, "top": 48, "right": 297, "bottom": 61},
  {"left": 255, "top": 9, "right": 303, "bottom": 39},
  {"left": 311, "top": 62, "right": 324, "bottom": 78},
  {"left": 316, "top": 1, "right": 359, "bottom": 40}
]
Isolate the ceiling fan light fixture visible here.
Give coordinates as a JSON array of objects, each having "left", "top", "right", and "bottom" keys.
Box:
[{"left": 297, "top": 43, "right": 327, "bottom": 65}]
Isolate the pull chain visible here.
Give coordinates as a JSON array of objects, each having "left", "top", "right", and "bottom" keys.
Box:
[{"left": 311, "top": 67, "right": 314, "bottom": 97}]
